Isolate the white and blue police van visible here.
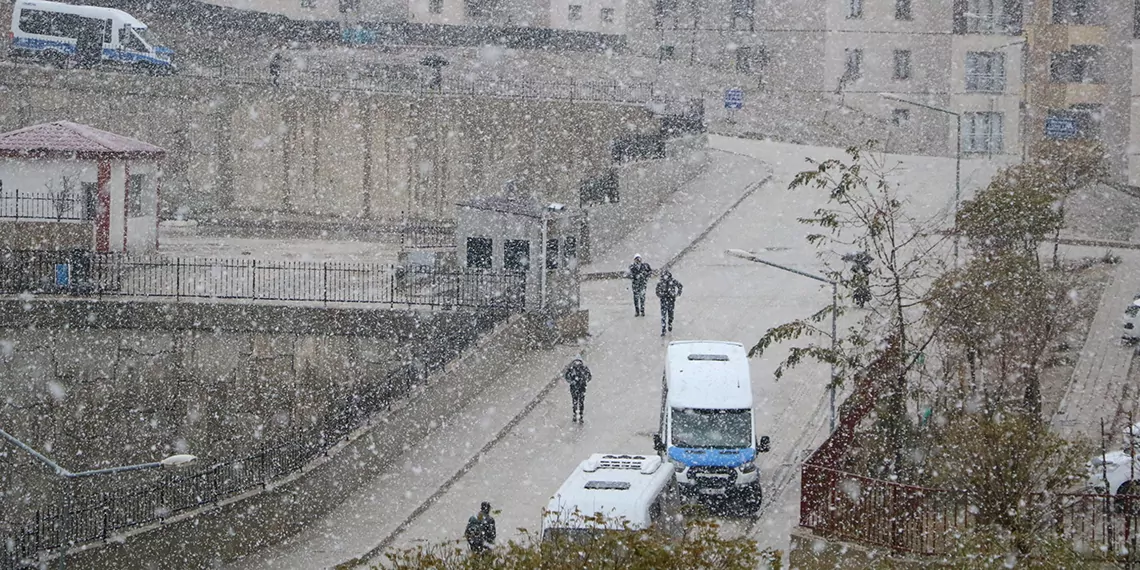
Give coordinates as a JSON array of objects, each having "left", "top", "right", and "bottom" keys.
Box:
[
  {"left": 8, "top": 0, "right": 175, "bottom": 73},
  {"left": 541, "top": 453, "right": 679, "bottom": 543},
  {"left": 653, "top": 340, "right": 770, "bottom": 510}
]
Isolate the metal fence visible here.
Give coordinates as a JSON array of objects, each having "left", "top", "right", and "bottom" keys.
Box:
[
  {"left": 0, "top": 250, "right": 524, "bottom": 311},
  {"left": 797, "top": 344, "right": 1140, "bottom": 559},
  {"left": 0, "top": 361, "right": 460, "bottom": 569},
  {"left": 0, "top": 192, "right": 89, "bottom": 221}
]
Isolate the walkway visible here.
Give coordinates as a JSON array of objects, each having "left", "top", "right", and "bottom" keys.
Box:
[{"left": 225, "top": 136, "right": 1000, "bottom": 569}]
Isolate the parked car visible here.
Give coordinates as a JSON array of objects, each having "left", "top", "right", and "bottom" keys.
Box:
[
  {"left": 1123, "top": 298, "right": 1140, "bottom": 344},
  {"left": 1087, "top": 422, "right": 1140, "bottom": 512}
]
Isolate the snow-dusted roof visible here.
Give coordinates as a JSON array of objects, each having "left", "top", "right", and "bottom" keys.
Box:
[
  {"left": 542, "top": 453, "right": 672, "bottom": 531},
  {"left": 665, "top": 341, "right": 752, "bottom": 410},
  {"left": 0, "top": 122, "right": 165, "bottom": 159},
  {"left": 457, "top": 195, "right": 544, "bottom": 218}
]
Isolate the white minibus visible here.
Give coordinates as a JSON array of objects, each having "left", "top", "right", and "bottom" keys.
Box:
[
  {"left": 8, "top": 0, "right": 175, "bottom": 73},
  {"left": 653, "top": 340, "right": 770, "bottom": 510},
  {"left": 541, "top": 453, "right": 678, "bottom": 542}
]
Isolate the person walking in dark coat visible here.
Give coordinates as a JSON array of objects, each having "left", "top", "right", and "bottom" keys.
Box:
[
  {"left": 655, "top": 270, "right": 683, "bottom": 336},
  {"left": 269, "top": 53, "right": 283, "bottom": 86},
  {"left": 563, "top": 357, "right": 592, "bottom": 423},
  {"left": 628, "top": 254, "right": 652, "bottom": 317},
  {"left": 464, "top": 501, "right": 496, "bottom": 554}
]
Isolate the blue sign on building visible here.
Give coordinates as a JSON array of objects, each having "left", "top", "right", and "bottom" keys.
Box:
[
  {"left": 724, "top": 88, "right": 744, "bottom": 110},
  {"left": 1045, "top": 116, "right": 1078, "bottom": 139}
]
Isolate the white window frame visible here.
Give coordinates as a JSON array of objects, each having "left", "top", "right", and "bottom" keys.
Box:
[
  {"left": 966, "top": 0, "right": 1003, "bottom": 33},
  {"left": 965, "top": 51, "right": 1006, "bottom": 92},
  {"left": 962, "top": 112, "right": 1004, "bottom": 153}
]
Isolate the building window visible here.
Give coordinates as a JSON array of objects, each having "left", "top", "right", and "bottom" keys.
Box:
[
  {"left": 601, "top": 7, "right": 614, "bottom": 22},
  {"left": 893, "top": 50, "right": 911, "bottom": 80},
  {"left": 339, "top": 0, "right": 359, "bottom": 12},
  {"left": 1054, "top": 0, "right": 1099, "bottom": 24},
  {"left": 300, "top": 0, "right": 316, "bottom": 8},
  {"left": 127, "top": 174, "right": 145, "bottom": 217},
  {"left": 962, "top": 112, "right": 1004, "bottom": 153},
  {"left": 568, "top": 4, "right": 582, "bottom": 20},
  {"left": 736, "top": 46, "right": 754, "bottom": 73},
  {"left": 466, "top": 237, "right": 492, "bottom": 269},
  {"left": 546, "top": 239, "right": 559, "bottom": 270},
  {"left": 847, "top": 0, "right": 863, "bottom": 19},
  {"left": 504, "top": 239, "right": 530, "bottom": 271},
  {"left": 896, "top": 0, "right": 912, "bottom": 20},
  {"left": 1050, "top": 45, "right": 1103, "bottom": 83},
  {"left": 659, "top": 45, "right": 675, "bottom": 60},
  {"left": 562, "top": 236, "right": 577, "bottom": 268},
  {"left": 654, "top": 0, "right": 677, "bottom": 27},
  {"left": 965, "top": 51, "right": 1006, "bottom": 91},
  {"left": 844, "top": 48, "right": 863, "bottom": 79},
  {"left": 81, "top": 181, "right": 96, "bottom": 220},
  {"left": 466, "top": 0, "right": 493, "bottom": 18},
  {"left": 892, "top": 108, "right": 910, "bottom": 125},
  {"left": 965, "top": 0, "right": 1003, "bottom": 33},
  {"left": 731, "top": 0, "right": 755, "bottom": 29},
  {"left": 429, "top": 0, "right": 443, "bottom": 13}
]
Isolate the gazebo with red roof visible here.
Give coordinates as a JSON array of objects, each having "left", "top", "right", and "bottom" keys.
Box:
[{"left": 0, "top": 121, "right": 165, "bottom": 252}]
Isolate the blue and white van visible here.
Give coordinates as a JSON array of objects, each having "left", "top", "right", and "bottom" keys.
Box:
[
  {"left": 8, "top": 0, "right": 175, "bottom": 73},
  {"left": 653, "top": 340, "right": 770, "bottom": 509}
]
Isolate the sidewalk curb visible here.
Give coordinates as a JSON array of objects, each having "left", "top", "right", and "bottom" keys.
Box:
[
  {"left": 336, "top": 353, "right": 583, "bottom": 569},
  {"left": 582, "top": 174, "right": 772, "bottom": 281}
]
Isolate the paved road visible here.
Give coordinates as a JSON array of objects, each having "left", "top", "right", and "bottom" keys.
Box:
[{"left": 225, "top": 136, "right": 1007, "bottom": 569}]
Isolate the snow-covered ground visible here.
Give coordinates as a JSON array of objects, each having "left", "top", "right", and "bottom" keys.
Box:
[{"left": 223, "top": 136, "right": 1014, "bottom": 569}]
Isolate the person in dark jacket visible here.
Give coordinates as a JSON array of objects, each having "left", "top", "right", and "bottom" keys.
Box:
[
  {"left": 628, "top": 254, "right": 652, "bottom": 317},
  {"left": 655, "top": 270, "right": 683, "bottom": 336},
  {"left": 269, "top": 53, "right": 283, "bottom": 86},
  {"left": 563, "top": 357, "right": 592, "bottom": 423},
  {"left": 464, "top": 501, "right": 496, "bottom": 554}
]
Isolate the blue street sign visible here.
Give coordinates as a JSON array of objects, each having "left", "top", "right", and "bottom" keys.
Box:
[
  {"left": 1045, "top": 116, "right": 1077, "bottom": 139},
  {"left": 724, "top": 88, "right": 744, "bottom": 110}
]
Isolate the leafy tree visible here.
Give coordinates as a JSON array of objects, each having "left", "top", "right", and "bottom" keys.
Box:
[
  {"left": 925, "top": 410, "right": 1088, "bottom": 551},
  {"left": 927, "top": 252, "right": 1087, "bottom": 421},
  {"left": 376, "top": 515, "right": 780, "bottom": 570},
  {"left": 748, "top": 142, "right": 948, "bottom": 474}
]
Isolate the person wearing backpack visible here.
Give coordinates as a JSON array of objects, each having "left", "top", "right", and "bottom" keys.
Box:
[
  {"left": 655, "top": 270, "right": 683, "bottom": 337},
  {"left": 464, "top": 501, "right": 496, "bottom": 554},
  {"left": 563, "top": 357, "right": 592, "bottom": 423}
]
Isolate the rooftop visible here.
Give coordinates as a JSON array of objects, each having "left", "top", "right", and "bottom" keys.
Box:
[{"left": 0, "top": 121, "right": 165, "bottom": 159}]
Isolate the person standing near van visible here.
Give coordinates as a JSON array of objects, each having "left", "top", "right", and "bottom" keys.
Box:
[
  {"left": 628, "top": 254, "right": 652, "bottom": 317},
  {"left": 655, "top": 270, "right": 683, "bottom": 336},
  {"left": 563, "top": 357, "right": 592, "bottom": 423},
  {"left": 269, "top": 53, "right": 283, "bottom": 86},
  {"left": 464, "top": 501, "right": 496, "bottom": 554}
]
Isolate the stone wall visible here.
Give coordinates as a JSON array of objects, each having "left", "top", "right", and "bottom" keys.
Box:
[
  {"left": 0, "top": 65, "right": 657, "bottom": 223},
  {"left": 0, "top": 299, "right": 507, "bottom": 521},
  {"left": 57, "top": 308, "right": 587, "bottom": 569},
  {"left": 583, "top": 134, "right": 710, "bottom": 261}
]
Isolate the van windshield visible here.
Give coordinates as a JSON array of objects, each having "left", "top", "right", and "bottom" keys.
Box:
[
  {"left": 134, "top": 26, "right": 160, "bottom": 46},
  {"left": 670, "top": 408, "right": 752, "bottom": 449}
]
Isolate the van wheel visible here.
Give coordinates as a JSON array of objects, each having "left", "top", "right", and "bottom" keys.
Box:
[{"left": 741, "top": 483, "right": 763, "bottom": 513}]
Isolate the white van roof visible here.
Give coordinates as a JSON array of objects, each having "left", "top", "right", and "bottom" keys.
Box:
[
  {"left": 665, "top": 340, "right": 751, "bottom": 410},
  {"left": 542, "top": 453, "right": 672, "bottom": 531},
  {"left": 16, "top": 0, "right": 146, "bottom": 28}
]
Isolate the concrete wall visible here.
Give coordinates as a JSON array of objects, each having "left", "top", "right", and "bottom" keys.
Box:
[
  {"left": 584, "top": 133, "right": 709, "bottom": 259},
  {"left": 0, "top": 66, "right": 657, "bottom": 224},
  {"left": 58, "top": 308, "right": 587, "bottom": 569},
  {"left": 0, "top": 299, "right": 508, "bottom": 522}
]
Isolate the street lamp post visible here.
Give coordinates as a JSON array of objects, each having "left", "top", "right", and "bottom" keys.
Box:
[
  {"left": 0, "top": 427, "right": 196, "bottom": 568},
  {"left": 726, "top": 249, "right": 838, "bottom": 433},
  {"left": 879, "top": 93, "right": 962, "bottom": 265}
]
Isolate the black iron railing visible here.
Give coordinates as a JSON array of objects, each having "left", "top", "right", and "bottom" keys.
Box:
[
  {"left": 0, "top": 250, "right": 524, "bottom": 311},
  {"left": 0, "top": 192, "right": 90, "bottom": 221},
  {"left": 0, "top": 360, "right": 473, "bottom": 569}
]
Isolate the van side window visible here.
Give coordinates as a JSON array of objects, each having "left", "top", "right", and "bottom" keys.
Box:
[
  {"left": 103, "top": 19, "right": 113, "bottom": 43},
  {"left": 18, "top": 9, "right": 52, "bottom": 35},
  {"left": 121, "top": 27, "right": 145, "bottom": 51}
]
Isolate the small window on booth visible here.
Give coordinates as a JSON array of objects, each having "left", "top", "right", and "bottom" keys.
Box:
[
  {"left": 504, "top": 239, "right": 530, "bottom": 271},
  {"left": 128, "top": 174, "right": 145, "bottom": 216},
  {"left": 562, "top": 236, "right": 577, "bottom": 268},
  {"left": 467, "top": 237, "right": 492, "bottom": 269},
  {"left": 546, "top": 239, "right": 559, "bottom": 269}
]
